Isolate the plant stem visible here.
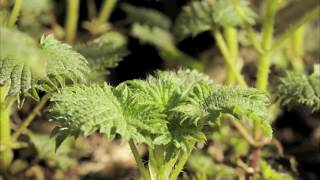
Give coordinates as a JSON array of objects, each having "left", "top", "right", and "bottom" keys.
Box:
[
  {"left": 97, "top": 0, "right": 117, "bottom": 24},
  {"left": 230, "top": 0, "right": 263, "bottom": 53},
  {"left": 229, "top": 118, "right": 256, "bottom": 146},
  {"left": 65, "top": 0, "right": 79, "bottom": 43},
  {"left": 8, "top": 0, "right": 23, "bottom": 28},
  {"left": 12, "top": 95, "right": 49, "bottom": 140},
  {"left": 289, "top": 26, "right": 305, "bottom": 72},
  {"left": 213, "top": 29, "right": 247, "bottom": 87},
  {"left": 169, "top": 151, "right": 192, "bottom": 180},
  {"left": 272, "top": 6, "right": 320, "bottom": 51},
  {"left": 128, "top": 139, "right": 150, "bottom": 180},
  {"left": 224, "top": 27, "right": 239, "bottom": 84},
  {"left": 0, "top": 86, "right": 13, "bottom": 172},
  {"left": 256, "top": 0, "right": 280, "bottom": 90}
]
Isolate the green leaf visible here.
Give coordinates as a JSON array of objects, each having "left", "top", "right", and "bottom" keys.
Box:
[
  {"left": 0, "top": 28, "right": 46, "bottom": 97},
  {"left": 173, "top": 0, "right": 256, "bottom": 41},
  {"left": 40, "top": 35, "right": 90, "bottom": 87},
  {"left": 121, "top": 3, "right": 172, "bottom": 30},
  {"left": 48, "top": 83, "right": 167, "bottom": 148},
  {"left": 75, "top": 31, "right": 128, "bottom": 80},
  {"left": 131, "top": 23, "right": 203, "bottom": 70},
  {"left": 204, "top": 85, "right": 272, "bottom": 137},
  {"left": 275, "top": 66, "right": 320, "bottom": 112}
]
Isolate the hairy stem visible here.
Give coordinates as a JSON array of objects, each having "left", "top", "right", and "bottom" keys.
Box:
[
  {"left": 8, "top": 0, "right": 23, "bottom": 28},
  {"left": 289, "top": 26, "right": 305, "bottom": 72},
  {"left": 98, "top": 0, "right": 117, "bottom": 24},
  {"left": 65, "top": 0, "right": 79, "bottom": 43},
  {"left": 0, "top": 86, "right": 13, "bottom": 172},
  {"left": 224, "top": 27, "right": 239, "bottom": 84},
  {"left": 231, "top": 0, "right": 263, "bottom": 53},
  {"left": 229, "top": 118, "right": 256, "bottom": 146},
  {"left": 128, "top": 140, "right": 150, "bottom": 180},
  {"left": 213, "top": 29, "right": 247, "bottom": 87},
  {"left": 169, "top": 151, "right": 192, "bottom": 180},
  {"left": 12, "top": 95, "right": 49, "bottom": 140}
]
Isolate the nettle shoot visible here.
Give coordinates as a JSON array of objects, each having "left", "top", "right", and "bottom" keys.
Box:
[{"left": 48, "top": 69, "right": 271, "bottom": 179}]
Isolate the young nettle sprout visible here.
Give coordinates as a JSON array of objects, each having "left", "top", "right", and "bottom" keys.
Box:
[
  {"left": 0, "top": 27, "right": 89, "bottom": 172},
  {"left": 48, "top": 69, "right": 271, "bottom": 180}
]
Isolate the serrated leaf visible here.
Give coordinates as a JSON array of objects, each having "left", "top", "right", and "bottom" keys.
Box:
[
  {"left": 204, "top": 85, "right": 272, "bottom": 137},
  {"left": 75, "top": 31, "right": 128, "bottom": 80},
  {"left": 275, "top": 67, "right": 320, "bottom": 112},
  {"left": 0, "top": 28, "right": 46, "bottom": 98},
  {"left": 173, "top": 0, "right": 256, "bottom": 41},
  {"left": 40, "top": 35, "right": 89, "bottom": 87}
]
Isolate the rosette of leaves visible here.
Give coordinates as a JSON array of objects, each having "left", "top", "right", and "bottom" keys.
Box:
[
  {"left": 173, "top": 0, "right": 256, "bottom": 41},
  {"left": 275, "top": 65, "right": 320, "bottom": 112},
  {"left": 48, "top": 69, "right": 271, "bottom": 179}
]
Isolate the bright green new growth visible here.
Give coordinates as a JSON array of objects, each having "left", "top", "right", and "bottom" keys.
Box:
[
  {"left": 173, "top": 0, "right": 256, "bottom": 41},
  {"left": 276, "top": 65, "right": 320, "bottom": 112},
  {"left": 75, "top": 31, "right": 128, "bottom": 77},
  {"left": 48, "top": 69, "right": 271, "bottom": 178},
  {"left": 121, "top": 3, "right": 172, "bottom": 30},
  {"left": 0, "top": 27, "right": 89, "bottom": 98}
]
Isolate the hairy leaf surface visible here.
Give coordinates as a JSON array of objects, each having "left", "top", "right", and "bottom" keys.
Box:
[
  {"left": 49, "top": 69, "right": 271, "bottom": 151},
  {"left": 40, "top": 35, "right": 89, "bottom": 88},
  {"left": 0, "top": 28, "right": 89, "bottom": 99},
  {"left": 276, "top": 67, "right": 320, "bottom": 111},
  {"left": 173, "top": 0, "right": 255, "bottom": 40},
  {"left": 75, "top": 32, "right": 128, "bottom": 78}
]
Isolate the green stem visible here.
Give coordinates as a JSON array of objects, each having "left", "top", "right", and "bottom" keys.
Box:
[
  {"left": 0, "top": 86, "right": 13, "bottom": 172},
  {"left": 169, "top": 151, "right": 192, "bottom": 180},
  {"left": 289, "top": 26, "right": 305, "bottom": 72},
  {"left": 65, "top": 0, "right": 79, "bottom": 43},
  {"left": 224, "top": 27, "right": 239, "bottom": 84},
  {"left": 272, "top": 6, "right": 320, "bottom": 51},
  {"left": 8, "top": 0, "right": 23, "bottom": 28},
  {"left": 97, "top": 0, "right": 117, "bottom": 24},
  {"left": 128, "top": 140, "right": 150, "bottom": 180},
  {"left": 213, "top": 29, "right": 247, "bottom": 87},
  {"left": 256, "top": 0, "right": 280, "bottom": 91},
  {"left": 12, "top": 95, "right": 49, "bottom": 140},
  {"left": 230, "top": 0, "right": 263, "bottom": 53}
]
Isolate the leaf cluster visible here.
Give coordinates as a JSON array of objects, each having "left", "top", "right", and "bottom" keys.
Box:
[
  {"left": 0, "top": 28, "right": 89, "bottom": 99},
  {"left": 48, "top": 69, "right": 271, "bottom": 151}
]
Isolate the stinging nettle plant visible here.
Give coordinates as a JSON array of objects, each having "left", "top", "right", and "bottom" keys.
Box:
[{"left": 47, "top": 69, "right": 271, "bottom": 180}]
